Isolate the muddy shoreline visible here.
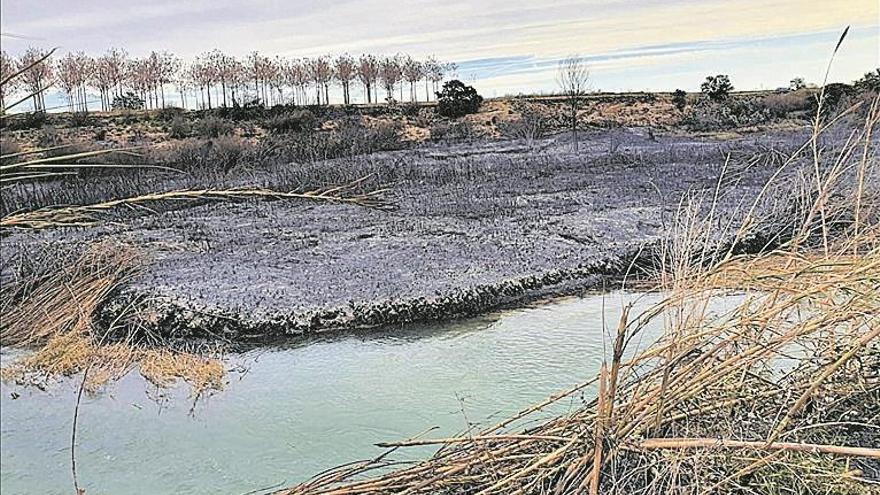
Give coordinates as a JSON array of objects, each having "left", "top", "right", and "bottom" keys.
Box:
[{"left": 3, "top": 129, "right": 803, "bottom": 341}]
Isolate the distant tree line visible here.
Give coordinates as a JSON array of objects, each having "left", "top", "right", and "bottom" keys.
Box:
[{"left": 0, "top": 47, "right": 457, "bottom": 114}]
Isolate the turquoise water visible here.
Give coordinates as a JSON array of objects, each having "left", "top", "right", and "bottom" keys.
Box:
[{"left": 1, "top": 291, "right": 679, "bottom": 495}]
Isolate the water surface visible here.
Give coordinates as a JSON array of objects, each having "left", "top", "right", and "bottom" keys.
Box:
[{"left": 2, "top": 291, "right": 692, "bottom": 494}]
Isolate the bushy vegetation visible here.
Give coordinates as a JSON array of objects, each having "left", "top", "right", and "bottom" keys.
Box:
[
  {"left": 854, "top": 68, "right": 880, "bottom": 93},
  {"left": 672, "top": 89, "right": 687, "bottom": 111},
  {"left": 156, "top": 136, "right": 253, "bottom": 173},
  {"left": 168, "top": 115, "right": 192, "bottom": 138},
  {"left": 429, "top": 119, "right": 477, "bottom": 142},
  {"left": 4, "top": 111, "right": 48, "bottom": 130},
  {"left": 683, "top": 98, "right": 772, "bottom": 131},
  {"left": 261, "top": 109, "right": 317, "bottom": 134},
  {"left": 500, "top": 99, "right": 548, "bottom": 145},
  {"left": 194, "top": 115, "right": 233, "bottom": 138},
  {"left": 700, "top": 74, "right": 733, "bottom": 101},
  {"left": 760, "top": 90, "right": 812, "bottom": 118},
  {"left": 112, "top": 92, "right": 145, "bottom": 110},
  {"left": 69, "top": 111, "right": 92, "bottom": 127},
  {"left": 436, "top": 80, "right": 483, "bottom": 118}
]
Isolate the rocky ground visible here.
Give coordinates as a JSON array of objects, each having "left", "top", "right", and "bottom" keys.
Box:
[{"left": 2, "top": 128, "right": 809, "bottom": 341}]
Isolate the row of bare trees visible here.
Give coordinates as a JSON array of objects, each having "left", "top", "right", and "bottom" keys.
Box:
[{"left": 0, "top": 47, "right": 456, "bottom": 114}]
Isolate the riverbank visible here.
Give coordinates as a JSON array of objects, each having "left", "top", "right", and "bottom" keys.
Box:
[{"left": 2, "top": 128, "right": 804, "bottom": 341}]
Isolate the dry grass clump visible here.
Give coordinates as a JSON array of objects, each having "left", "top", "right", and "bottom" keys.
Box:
[
  {"left": 0, "top": 239, "right": 225, "bottom": 395},
  {"left": 139, "top": 350, "right": 224, "bottom": 392}
]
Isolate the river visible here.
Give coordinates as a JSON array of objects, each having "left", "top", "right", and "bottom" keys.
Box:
[{"left": 2, "top": 291, "right": 702, "bottom": 494}]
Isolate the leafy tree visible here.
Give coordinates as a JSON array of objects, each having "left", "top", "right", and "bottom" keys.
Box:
[
  {"left": 701, "top": 74, "right": 733, "bottom": 101},
  {"left": 672, "top": 89, "right": 687, "bottom": 111},
  {"left": 436, "top": 80, "right": 482, "bottom": 118},
  {"left": 854, "top": 69, "right": 880, "bottom": 93}
]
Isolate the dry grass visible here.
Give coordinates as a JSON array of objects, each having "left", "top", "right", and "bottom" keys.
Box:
[
  {"left": 277, "top": 93, "right": 879, "bottom": 495},
  {"left": 0, "top": 178, "right": 392, "bottom": 229},
  {"left": 0, "top": 239, "right": 225, "bottom": 395},
  {"left": 278, "top": 233, "right": 879, "bottom": 495}
]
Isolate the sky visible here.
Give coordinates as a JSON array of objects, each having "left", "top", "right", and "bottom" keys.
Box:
[{"left": 1, "top": 0, "right": 878, "bottom": 104}]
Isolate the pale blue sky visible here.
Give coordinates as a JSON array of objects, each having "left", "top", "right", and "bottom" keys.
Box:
[{"left": 1, "top": 0, "right": 878, "bottom": 101}]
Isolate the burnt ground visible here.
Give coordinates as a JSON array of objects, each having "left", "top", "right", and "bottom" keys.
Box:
[{"left": 1, "top": 128, "right": 811, "bottom": 340}]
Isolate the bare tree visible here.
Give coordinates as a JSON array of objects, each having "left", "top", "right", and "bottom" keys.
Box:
[
  {"left": 268, "top": 57, "right": 286, "bottom": 105},
  {"left": 357, "top": 55, "right": 379, "bottom": 104},
  {"left": 284, "top": 59, "right": 309, "bottom": 105},
  {"left": 91, "top": 54, "right": 115, "bottom": 111},
  {"left": 56, "top": 53, "right": 83, "bottom": 112},
  {"left": 556, "top": 55, "right": 590, "bottom": 152},
  {"left": 17, "top": 47, "right": 54, "bottom": 112},
  {"left": 1, "top": 50, "right": 19, "bottom": 113},
  {"left": 335, "top": 54, "right": 356, "bottom": 105},
  {"left": 1, "top": 45, "right": 457, "bottom": 113},
  {"left": 156, "top": 51, "right": 180, "bottom": 108},
  {"left": 379, "top": 56, "right": 402, "bottom": 103},
  {"left": 190, "top": 56, "right": 216, "bottom": 109},
  {"left": 247, "top": 51, "right": 275, "bottom": 105},
  {"left": 307, "top": 57, "right": 333, "bottom": 105},
  {"left": 226, "top": 57, "right": 245, "bottom": 106},
  {"left": 102, "top": 48, "right": 128, "bottom": 98},
  {"left": 425, "top": 58, "right": 454, "bottom": 100},
  {"left": 422, "top": 56, "right": 438, "bottom": 102},
  {"left": 401, "top": 56, "right": 424, "bottom": 103}
]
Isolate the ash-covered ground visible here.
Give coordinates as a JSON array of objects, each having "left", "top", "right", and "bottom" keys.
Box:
[{"left": 3, "top": 128, "right": 808, "bottom": 339}]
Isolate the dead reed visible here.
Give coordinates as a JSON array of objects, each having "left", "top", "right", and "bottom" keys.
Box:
[
  {"left": 0, "top": 239, "right": 224, "bottom": 394},
  {"left": 0, "top": 178, "right": 392, "bottom": 229},
  {"left": 278, "top": 96, "right": 879, "bottom": 495}
]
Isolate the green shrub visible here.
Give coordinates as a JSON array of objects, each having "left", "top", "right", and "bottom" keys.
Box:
[
  {"left": 436, "top": 80, "right": 483, "bottom": 118},
  {"left": 112, "top": 92, "right": 145, "bottom": 110},
  {"left": 701, "top": 75, "right": 734, "bottom": 102},
  {"left": 672, "top": 89, "right": 687, "bottom": 111},
  {"left": 854, "top": 69, "right": 880, "bottom": 93}
]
